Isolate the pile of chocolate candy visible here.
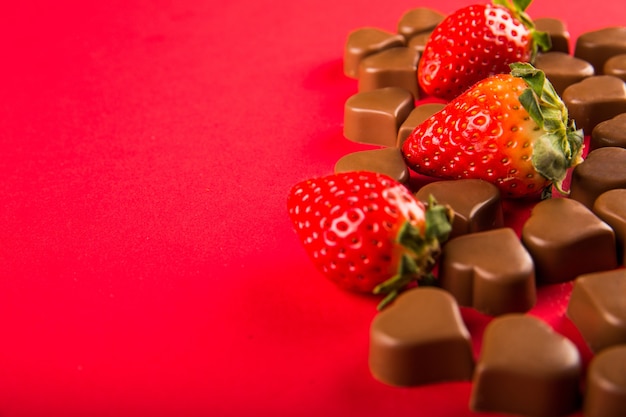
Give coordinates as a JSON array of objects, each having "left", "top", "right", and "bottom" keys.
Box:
[{"left": 339, "top": 6, "right": 626, "bottom": 417}]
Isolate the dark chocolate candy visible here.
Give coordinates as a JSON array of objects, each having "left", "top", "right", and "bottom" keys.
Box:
[
  {"left": 534, "top": 51, "right": 594, "bottom": 96},
  {"left": 593, "top": 189, "right": 626, "bottom": 265},
  {"left": 369, "top": 287, "right": 474, "bottom": 387},
  {"left": 470, "top": 314, "right": 582, "bottom": 417},
  {"left": 521, "top": 197, "right": 617, "bottom": 284},
  {"left": 535, "top": 17, "right": 570, "bottom": 54},
  {"left": 396, "top": 7, "right": 444, "bottom": 41},
  {"left": 562, "top": 75, "right": 626, "bottom": 134},
  {"left": 604, "top": 53, "right": 626, "bottom": 82},
  {"left": 567, "top": 269, "right": 626, "bottom": 353},
  {"left": 570, "top": 146, "right": 626, "bottom": 209},
  {"left": 439, "top": 228, "right": 536, "bottom": 316},
  {"left": 575, "top": 26, "right": 626, "bottom": 74},
  {"left": 396, "top": 102, "right": 444, "bottom": 147},
  {"left": 343, "top": 28, "right": 405, "bottom": 79},
  {"left": 584, "top": 345, "right": 626, "bottom": 417},
  {"left": 334, "top": 147, "right": 409, "bottom": 184},
  {"left": 358, "top": 47, "right": 420, "bottom": 97},
  {"left": 590, "top": 113, "right": 626, "bottom": 151},
  {"left": 414, "top": 179, "right": 503, "bottom": 240},
  {"left": 343, "top": 87, "right": 414, "bottom": 147}
]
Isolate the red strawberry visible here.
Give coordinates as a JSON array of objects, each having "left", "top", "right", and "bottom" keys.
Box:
[
  {"left": 287, "top": 171, "right": 452, "bottom": 309},
  {"left": 418, "top": 0, "right": 550, "bottom": 101},
  {"left": 403, "top": 62, "right": 584, "bottom": 198}
]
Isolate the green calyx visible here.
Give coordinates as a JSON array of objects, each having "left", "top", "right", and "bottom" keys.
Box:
[
  {"left": 373, "top": 195, "right": 453, "bottom": 310},
  {"left": 492, "top": 0, "right": 551, "bottom": 60},
  {"left": 510, "top": 62, "right": 584, "bottom": 194}
]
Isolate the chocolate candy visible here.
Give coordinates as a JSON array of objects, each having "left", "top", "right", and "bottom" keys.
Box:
[
  {"left": 590, "top": 113, "right": 626, "bottom": 151},
  {"left": 343, "top": 87, "right": 414, "bottom": 147},
  {"left": 570, "top": 146, "right": 626, "bottom": 209},
  {"left": 407, "top": 31, "right": 432, "bottom": 54},
  {"left": 567, "top": 269, "right": 626, "bottom": 353},
  {"left": 584, "top": 345, "right": 626, "bottom": 417},
  {"left": 334, "top": 147, "right": 409, "bottom": 184},
  {"left": 533, "top": 51, "right": 594, "bottom": 96},
  {"left": 604, "top": 53, "right": 626, "bottom": 82},
  {"left": 396, "top": 102, "right": 444, "bottom": 146},
  {"left": 414, "top": 179, "right": 503, "bottom": 239},
  {"left": 369, "top": 287, "right": 474, "bottom": 386},
  {"left": 521, "top": 197, "right": 617, "bottom": 284},
  {"left": 396, "top": 7, "right": 444, "bottom": 41},
  {"left": 470, "top": 314, "right": 582, "bottom": 417},
  {"left": 593, "top": 189, "right": 626, "bottom": 265},
  {"left": 574, "top": 27, "right": 626, "bottom": 74},
  {"left": 562, "top": 75, "right": 626, "bottom": 134},
  {"left": 535, "top": 17, "right": 570, "bottom": 54},
  {"left": 358, "top": 47, "right": 420, "bottom": 97},
  {"left": 343, "top": 28, "right": 405, "bottom": 78},
  {"left": 439, "top": 228, "right": 536, "bottom": 316}
]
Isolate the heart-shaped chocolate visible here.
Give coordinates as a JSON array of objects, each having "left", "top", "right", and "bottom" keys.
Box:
[
  {"left": 570, "top": 146, "right": 626, "bottom": 209},
  {"left": 415, "top": 179, "right": 503, "bottom": 240},
  {"left": 562, "top": 75, "right": 626, "bottom": 134},
  {"left": 574, "top": 26, "right": 626, "bottom": 74},
  {"left": 521, "top": 197, "right": 617, "bottom": 284},
  {"left": 591, "top": 113, "right": 626, "bottom": 151},
  {"left": 470, "top": 314, "right": 582, "bottom": 417},
  {"left": 584, "top": 345, "right": 626, "bottom": 417},
  {"left": 534, "top": 51, "right": 594, "bottom": 96},
  {"left": 334, "top": 147, "right": 409, "bottom": 184},
  {"left": 343, "top": 87, "right": 414, "bottom": 147},
  {"left": 439, "top": 227, "right": 536, "bottom": 316},
  {"left": 593, "top": 188, "right": 626, "bottom": 264},
  {"left": 567, "top": 268, "right": 626, "bottom": 353},
  {"left": 369, "top": 287, "right": 474, "bottom": 386}
]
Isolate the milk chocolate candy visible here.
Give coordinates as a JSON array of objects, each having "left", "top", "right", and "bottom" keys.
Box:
[
  {"left": 570, "top": 147, "right": 626, "bottom": 209},
  {"left": 344, "top": 87, "right": 414, "bottom": 147},
  {"left": 407, "top": 31, "right": 432, "bottom": 54},
  {"left": 334, "top": 147, "right": 409, "bottom": 184},
  {"left": 396, "top": 102, "right": 444, "bottom": 146},
  {"left": 604, "top": 53, "right": 626, "bottom": 82},
  {"left": 396, "top": 7, "right": 444, "bottom": 41},
  {"left": 562, "top": 75, "right": 626, "bottom": 134},
  {"left": 575, "top": 27, "right": 626, "bottom": 74},
  {"left": 414, "top": 179, "right": 503, "bottom": 240},
  {"left": 533, "top": 51, "right": 594, "bottom": 96},
  {"left": 593, "top": 189, "right": 626, "bottom": 265},
  {"left": 567, "top": 269, "right": 626, "bottom": 353},
  {"left": 590, "top": 113, "right": 626, "bottom": 151},
  {"left": 521, "top": 197, "right": 617, "bottom": 284},
  {"left": 534, "top": 18, "right": 570, "bottom": 54},
  {"left": 369, "top": 287, "right": 474, "bottom": 387},
  {"left": 343, "top": 28, "right": 405, "bottom": 78},
  {"left": 358, "top": 47, "right": 420, "bottom": 97},
  {"left": 470, "top": 314, "right": 582, "bottom": 417},
  {"left": 439, "top": 228, "right": 536, "bottom": 316},
  {"left": 584, "top": 345, "right": 626, "bottom": 417}
]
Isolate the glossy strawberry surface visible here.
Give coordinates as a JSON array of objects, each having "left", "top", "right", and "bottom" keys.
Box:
[
  {"left": 287, "top": 171, "right": 428, "bottom": 293},
  {"left": 418, "top": 3, "right": 533, "bottom": 101}
]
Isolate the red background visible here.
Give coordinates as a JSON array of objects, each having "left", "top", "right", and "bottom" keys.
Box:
[{"left": 1, "top": 1, "right": 623, "bottom": 416}]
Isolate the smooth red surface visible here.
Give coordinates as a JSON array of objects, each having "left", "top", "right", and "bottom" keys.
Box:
[{"left": 1, "top": 1, "right": 623, "bottom": 416}]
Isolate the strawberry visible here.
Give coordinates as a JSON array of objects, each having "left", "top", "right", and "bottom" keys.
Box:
[
  {"left": 418, "top": 0, "right": 551, "bottom": 101},
  {"left": 403, "top": 62, "right": 584, "bottom": 198},
  {"left": 287, "top": 171, "right": 452, "bottom": 309}
]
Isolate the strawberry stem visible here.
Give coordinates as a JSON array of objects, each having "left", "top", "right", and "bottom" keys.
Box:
[
  {"left": 510, "top": 62, "right": 584, "bottom": 195},
  {"left": 373, "top": 196, "right": 453, "bottom": 310}
]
